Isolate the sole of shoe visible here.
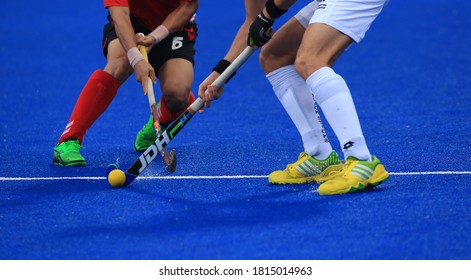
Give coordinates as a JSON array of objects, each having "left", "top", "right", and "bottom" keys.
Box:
[
  {"left": 269, "top": 163, "right": 343, "bottom": 185},
  {"left": 268, "top": 176, "right": 316, "bottom": 184},
  {"left": 52, "top": 158, "right": 86, "bottom": 167}
]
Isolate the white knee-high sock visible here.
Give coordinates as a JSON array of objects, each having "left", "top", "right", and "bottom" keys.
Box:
[
  {"left": 306, "top": 66, "right": 371, "bottom": 161},
  {"left": 267, "top": 65, "right": 332, "bottom": 159}
]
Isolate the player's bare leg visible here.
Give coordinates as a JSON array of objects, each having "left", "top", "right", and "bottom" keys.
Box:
[
  {"left": 295, "top": 23, "right": 351, "bottom": 79},
  {"left": 104, "top": 39, "right": 134, "bottom": 85},
  {"left": 158, "top": 58, "right": 194, "bottom": 115},
  {"left": 260, "top": 18, "right": 303, "bottom": 73}
]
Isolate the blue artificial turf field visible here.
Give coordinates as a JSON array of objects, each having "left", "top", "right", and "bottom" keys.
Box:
[{"left": 0, "top": 1, "right": 470, "bottom": 260}]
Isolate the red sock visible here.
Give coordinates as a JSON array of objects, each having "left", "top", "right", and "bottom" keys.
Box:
[
  {"left": 58, "top": 70, "right": 119, "bottom": 144},
  {"left": 158, "top": 92, "right": 195, "bottom": 124}
]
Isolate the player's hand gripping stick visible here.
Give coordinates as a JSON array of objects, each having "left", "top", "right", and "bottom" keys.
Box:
[{"left": 106, "top": 46, "right": 256, "bottom": 187}]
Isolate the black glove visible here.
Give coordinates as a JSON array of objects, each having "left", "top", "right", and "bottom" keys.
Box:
[{"left": 248, "top": 12, "right": 274, "bottom": 47}]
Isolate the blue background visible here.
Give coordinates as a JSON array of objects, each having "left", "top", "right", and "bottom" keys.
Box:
[{"left": 0, "top": 1, "right": 470, "bottom": 259}]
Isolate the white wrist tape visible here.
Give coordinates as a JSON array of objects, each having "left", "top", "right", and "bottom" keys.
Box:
[
  {"left": 127, "top": 47, "right": 144, "bottom": 68},
  {"left": 149, "top": 25, "right": 169, "bottom": 45}
]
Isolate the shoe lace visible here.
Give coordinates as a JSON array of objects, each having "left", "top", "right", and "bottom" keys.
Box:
[
  {"left": 141, "top": 126, "right": 155, "bottom": 136},
  {"left": 64, "top": 140, "right": 84, "bottom": 151},
  {"left": 286, "top": 152, "right": 309, "bottom": 171},
  {"left": 337, "top": 158, "right": 358, "bottom": 174}
]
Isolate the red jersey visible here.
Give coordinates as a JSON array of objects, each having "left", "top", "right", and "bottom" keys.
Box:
[{"left": 104, "top": 0, "right": 193, "bottom": 31}]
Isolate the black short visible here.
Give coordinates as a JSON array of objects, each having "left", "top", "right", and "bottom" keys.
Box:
[{"left": 102, "top": 14, "right": 197, "bottom": 72}]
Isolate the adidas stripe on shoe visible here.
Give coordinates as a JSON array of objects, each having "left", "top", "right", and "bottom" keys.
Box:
[{"left": 269, "top": 151, "right": 343, "bottom": 184}]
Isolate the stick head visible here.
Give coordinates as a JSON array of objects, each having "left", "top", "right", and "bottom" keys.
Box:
[
  {"left": 165, "top": 149, "right": 177, "bottom": 173},
  {"left": 106, "top": 164, "right": 136, "bottom": 187}
]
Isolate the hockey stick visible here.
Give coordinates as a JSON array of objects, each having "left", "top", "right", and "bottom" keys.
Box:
[
  {"left": 106, "top": 46, "right": 256, "bottom": 187},
  {"left": 138, "top": 45, "right": 177, "bottom": 173}
]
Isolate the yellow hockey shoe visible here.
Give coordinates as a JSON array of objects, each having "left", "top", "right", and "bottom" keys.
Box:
[
  {"left": 268, "top": 151, "right": 342, "bottom": 184},
  {"left": 317, "top": 156, "right": 389, "bottom": 195}
]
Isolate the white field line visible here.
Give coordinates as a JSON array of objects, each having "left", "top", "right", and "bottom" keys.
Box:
[{"left": 0, "top": 171, "right": 470, "bottom": 181}]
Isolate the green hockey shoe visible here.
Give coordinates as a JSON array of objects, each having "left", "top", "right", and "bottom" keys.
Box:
[
  {"left": 52, "top": 139, "right": 86, "bottom": 167},
  {"left": 134, "top": 114, "right": 169, "bottom": 151},
  {"left": 134, "top": 115, "right": 157, "bottom": 151}
]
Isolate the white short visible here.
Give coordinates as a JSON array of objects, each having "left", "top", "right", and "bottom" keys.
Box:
[{"left": 294, "top": 0, "right": 388, "bottom": 43}]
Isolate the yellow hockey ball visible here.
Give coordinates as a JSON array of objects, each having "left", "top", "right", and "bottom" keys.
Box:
[{"left": 108, "top": 169, "right": 126, "bottom": 187}]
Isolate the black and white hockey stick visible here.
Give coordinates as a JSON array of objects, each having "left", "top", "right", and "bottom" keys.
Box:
[{"left": 106, "top": 46, "right": 257, "bottom": 187}]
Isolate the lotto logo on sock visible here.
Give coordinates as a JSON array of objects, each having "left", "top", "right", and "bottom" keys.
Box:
[{"left": 343, "top": 141, "right": 354, "bottom": 150}]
